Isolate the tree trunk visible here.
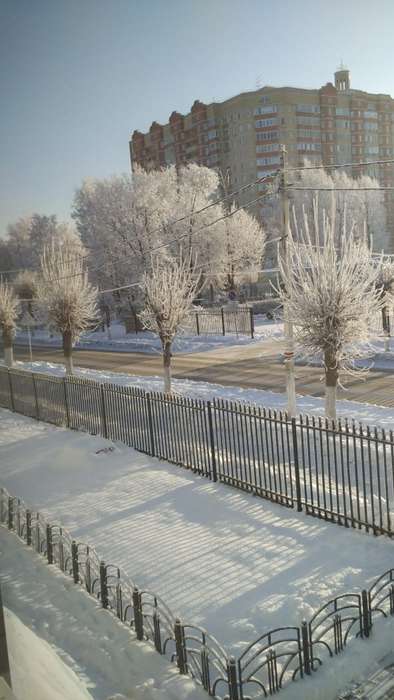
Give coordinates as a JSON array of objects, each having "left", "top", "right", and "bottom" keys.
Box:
[
  {"left": 3, "top": 327, "right": 13, "bottom": 368},
  {"left": 63, "top": 330, "right": 74, "bottom": 375},
  {"left": 163, "top": 341, "right": 172, "bottom": 393},
  {"left": 324, "top": 349, "right": 338, "bottom": 421},
  {"left": 382, "top": 306, "right": 390, "bottom": 352}
]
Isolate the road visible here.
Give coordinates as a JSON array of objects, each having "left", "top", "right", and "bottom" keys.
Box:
[{"left": 8, "top": 340, "right": 394, "bottom": 408}]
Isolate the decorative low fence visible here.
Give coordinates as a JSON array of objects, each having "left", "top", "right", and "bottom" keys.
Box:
[
  {"left": 2, "top": 483, "right": 394, "bottom": 699},
  {"left": 184, "top": 306, "right": 255, "bottom": 338},
  {"left": 0, "top": 366, "right": 393, "bottom": 539}
]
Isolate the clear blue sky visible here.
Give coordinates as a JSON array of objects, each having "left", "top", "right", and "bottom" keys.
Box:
[{"left": 1, "top": 0, "right": 393, "bottom": 237}]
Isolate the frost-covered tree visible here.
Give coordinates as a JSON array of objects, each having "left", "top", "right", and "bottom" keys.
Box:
[
  {"left": 37, "top": 240, "right": 98, "bottom": 374},
  {"left": 375, "top": 259, "right": 394, "bottom": 350},
  {"left": 0, "top": 281, "right": 20, "bottom": 367},
  {"left": 278, "top": 202, "right": 384, "bottom": 420},
  {"left": 215, "top": 207, "right": 265, "bottom": 294},
  {"left": 139, "top": 255, "right": 198, "bottom": 393},
  {"left": 262, "top": 162, "right": 388, "bottom": 261},
  {"left": 13, "top": 270, "right": 39, "bottom": 318},
  {"left": 4, "top": 215, "right": 81, "bottom": 270}
]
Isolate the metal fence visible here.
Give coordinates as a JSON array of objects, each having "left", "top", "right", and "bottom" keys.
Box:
[
  {"left": 2, "top": 483, "right": 394, "bottom": 700},
  {"left": 1, "top": 366, "right": 394, "bottom": 539},
  {"left": 184, "top": 306, "right": 255, "bottom": 337}
]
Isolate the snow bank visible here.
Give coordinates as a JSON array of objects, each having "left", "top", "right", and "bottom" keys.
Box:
[
  {"left": 1, "top": 527, "right": 207, "bottom": 700},
  {"left": 5, "top": 607, "right": 94, "bottom": 700},
  {"left": 1, "top": 408, "right": 393, "bottom": 662},
  {"left": 6, "top": 358, "right": 394, "bottom": 429},
  {"left": 15, "top": 317, "right": 283, "bottom": 355}
]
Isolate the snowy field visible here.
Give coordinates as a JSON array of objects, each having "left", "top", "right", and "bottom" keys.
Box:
[
  {"left": 1, "top": 527, "right": 206, "bottom": 700},
  {"left": 7, "top": 358, "right": 394, "bottom": 429},
  {"left": 15, "top": 317, "right": 284, "bottom": 354},
  {"left": 1, "top": 407, "right": 393, "bottom": 667}
]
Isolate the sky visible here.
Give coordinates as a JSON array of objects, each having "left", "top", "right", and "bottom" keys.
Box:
[{"left": 1, "top": 0, "right": 394, "bottom": 238}]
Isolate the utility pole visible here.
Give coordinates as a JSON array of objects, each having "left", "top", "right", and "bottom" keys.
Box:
[{"left": 279, "top": 145, "right": 297, "bottom": 417}]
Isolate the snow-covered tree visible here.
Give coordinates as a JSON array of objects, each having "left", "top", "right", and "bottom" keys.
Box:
[
  {"left": 215, "top": 207, "right": 265, "bottom": 294},
  {"left": 375, "top": 258, "right": 394, "bottom": 350},
  {"left": 0, "top": 281, "right": 20, "bottom": 367},
  {"left": 73, "top": 165, "right": 266, "bottom": 308},
  {"left": 37, "top": 240, "right": 98, "bottom": 374},
  {"left": 290, "top": 163, "right": 388, "bottom": 250},
  {"left": 4, "top": 215, "right": 80, "bottom": 270},
  {"left": 13, "top": 270, "right": 39, "bottom": 318},
  {"left": 278, "top": 202, "right": 384, "bottom": 420},
  {"left": 262, "top": 162, "right": 388, "bottom": 261},
  {"left": 139, "top": 255, "right": 198, "bottom": 393}
]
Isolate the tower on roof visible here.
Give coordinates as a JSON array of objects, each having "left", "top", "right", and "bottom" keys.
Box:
[{"left": 335, "top": 63, "right": 350, "bottom": 91}]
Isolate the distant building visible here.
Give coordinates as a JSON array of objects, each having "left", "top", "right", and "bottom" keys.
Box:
[{"left": 130, "top": 68, "right": 394, "bottom": 249}]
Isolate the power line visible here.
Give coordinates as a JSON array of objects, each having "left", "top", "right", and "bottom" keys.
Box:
[
  {"left": 284, "top": 158, "right": 394, "bottom": 173},
  {"left": 290, "top": 186, "right": 394, "bottom": 191}
]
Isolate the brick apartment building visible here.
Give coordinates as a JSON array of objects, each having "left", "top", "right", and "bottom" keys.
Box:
[{"left": 130, "top": 68, "right": 394, "bottom": 249}]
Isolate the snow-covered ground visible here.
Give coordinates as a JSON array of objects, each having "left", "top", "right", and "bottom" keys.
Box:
[
  {"left": 1, "top": 407, "right": 393, "bottom": 670},
  {"left": 7, "top": 358, "right": 394, "bottom": 429},
  {"left": 1, "top": 526, "right": 207, "bottom": 700},
  {"left": 15, "top": 317, "right": 283, "bottom": 354}
]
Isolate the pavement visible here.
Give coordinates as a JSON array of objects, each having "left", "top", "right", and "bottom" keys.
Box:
[
  {"left": 8, "top": 339, "right": 394, "bottom": 408},
  {"left": 338, "top": 652, "right": 394, "bottom": 699}
]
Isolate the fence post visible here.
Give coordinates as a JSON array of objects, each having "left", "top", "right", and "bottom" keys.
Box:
[
  {"left": 100, "top": 384, "right": 108, "bottom": 439},
  {"left": 26, "top": 510, "right": 32, "bottom": 546},
  {"left": 207, "top": 402, "right": 217, "bottom": 482},
  {"left": 63, "top": 378, "right": 70, "bottom": 428},
  {"left": 46, "top": 524, "right": 53, "bottom": 564},
  {"left": 301, "top": 620, "right": 311, "bottom": 675},
  {"left": 226, "top": 657, "right": 239, "bottom": 700},
  {"left": 0, "top": 489, "right": 4, "bottom": 525},
  {"left": 7, "top": 498, "right": 13, "bottom": 531},
  {"left": 249, "top": 307, "right": 254, "bottom": 339},
  {"left": 291, "top": 417, "right": 303, "bottom": 512},
  {"left": 7, "top": 370, "right": 14, "bottom": 412},
  {"left": 221, "top": 307, "right": 226, "bottom": 336},
  {"left": 146, "top": 393, "right": 155, "bottom": 456},
  {"left": 99, "top": 561, "right": 109, "bottom": 609},
  {"left": 133, "top": 587, "right": 144, "bottom": 640},
  {"left": 361, "top": 589, "right": 371, "bottom": 638},
  {"left": 71, "top": 540, "right": 79, "bottom": 583},
  {"left": 174, "top": 618, "right": 187, "bottom": 674},
  {"left": 0, "top": 586, "right": 11, "bottom": 690},
  {"left": 32, "top": 373, "right": 39, "bottom": 420},
  {"left": 195, "top": 312, "right": 200, "bottom": 336}
]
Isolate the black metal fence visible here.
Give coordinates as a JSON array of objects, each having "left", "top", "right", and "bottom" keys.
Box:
[
  {"left": 2, "top": 483, "right": 394, "bottom": 700},
  {"left": 1, "top": 366, "right": 393, "bottom": 539},
  {"left": 184, "top": 306, "right": 255, "bottom": 338}
]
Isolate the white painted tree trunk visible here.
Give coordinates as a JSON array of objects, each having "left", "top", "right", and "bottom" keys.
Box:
[
  {"left": 325, "top": 384, "right": 337, "bottom": 422},
  {"left": 65, "top": 354, "right": 74, "bottom": 375},
  {"left": 284, "top": 311, "right": 297, "bottom": 417},
  {"left": 384, "top": 334, "right": 390, "bottom": 352},
  {"left": 106, "top": 325, "right": 112, "bottom": 341},
  {"left": 4, "top": 346, "right": 13, "bottom": 368}
]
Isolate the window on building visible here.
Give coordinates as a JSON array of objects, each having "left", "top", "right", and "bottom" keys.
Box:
[
  {"left": 335, "top": 107, "right": 350, "bottom": 116},
  {"left": 296, "top": 104, "right": 320, "bottom": 113},
  {"left": 296, "top": 116, "right": 320, "bottom": 126},
  {"left": 256, "top": 156, "right": 281, "bottom": 166},
  {"left": 297, "top": 143, "right": 321, "bottom": 151},
  {"left": 255, "top": 118, "right": 278, "bottom": 128},
  {"left": 256, "top": 131, "right": 278, "bottom": 141},
  {"left": 256, "top": 143, "right": 280, "bottom": 153},
  {"left": 254, "top": 104, "right": 278, "bottom": 115}
]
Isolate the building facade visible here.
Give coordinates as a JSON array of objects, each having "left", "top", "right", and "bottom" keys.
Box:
[{"left": 130, "top": 68, "right": 394, "bottom": 248}]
